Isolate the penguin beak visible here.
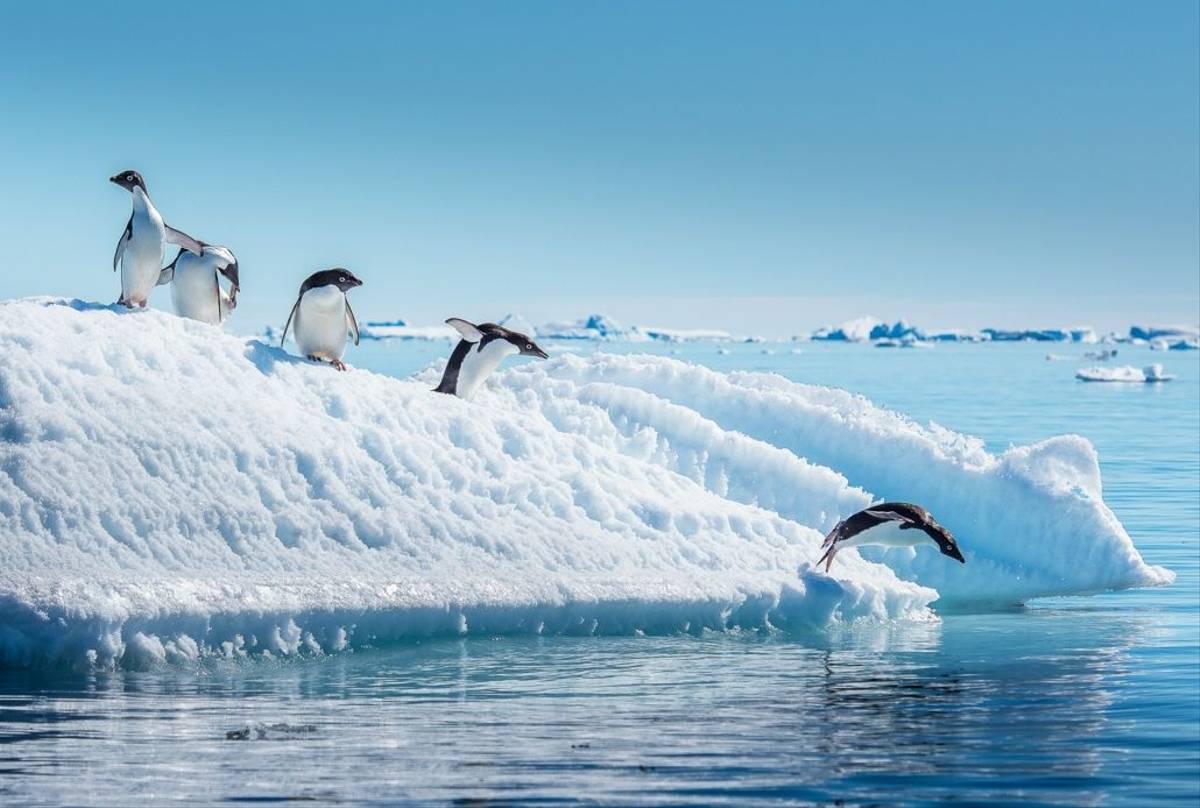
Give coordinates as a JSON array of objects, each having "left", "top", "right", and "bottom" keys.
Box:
[
  {"left": 109, "top": 173, "right": 122, "bottom": 186},
  {"left": 945, "top": 543, "right": 966, "bottom": 564},
  {"left": 531, "top": 346, "right": 550, "bottom": 359}
]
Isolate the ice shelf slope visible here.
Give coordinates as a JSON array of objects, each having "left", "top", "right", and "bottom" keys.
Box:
[
  {"left": 0, "top": 300, "right": 1171, "bottom": 668},
  {"left": 515, "top": 353, "right": 1172, "bottom": 605}
]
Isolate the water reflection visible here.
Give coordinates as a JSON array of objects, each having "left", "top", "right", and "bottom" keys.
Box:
[{"left": 0, "top": 606, "right": 1190, "bottom": 806}]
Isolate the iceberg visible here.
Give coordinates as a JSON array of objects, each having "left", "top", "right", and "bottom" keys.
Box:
[
  {"left": 0, "top": 299, "right": 1171, "bottom": 669},
  {"left": 810, "top": 316, "right": 884, "bottom": 342},
  {"left": 1129, "top": 324, "right": 1200, "bottom": 341},
  {"left": 358, "top": 321, "right": 458, "bottom": 341},
  {"left": 1076, "top": 364, "right": 1176, "bottom": 383},
  {"left": 536, "top": 313, "right": 650, "bottom": 341}
]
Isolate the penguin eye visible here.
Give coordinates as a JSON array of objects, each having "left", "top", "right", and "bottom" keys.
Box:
[
  {"left": 126, "top": 174, "right": 133, "bottom": 182},
  {"left": 526, "top": 344, "right": 532, "bottom": 349},
  {"left": 339, "top": 276, "right": 346, "bottom": 283}
]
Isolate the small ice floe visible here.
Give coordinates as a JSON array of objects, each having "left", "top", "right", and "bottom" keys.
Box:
[
  {"left": 761, "top": 348, "right": 775, "bottom": 355},
  {"left": 226, "top": 722, "right": 318, "bottom": 741},
  {"left": 1076, "top": 364, "right": 1175, "bottom": 383},
  {"left": 874, "top": 336, "right": 932, "bottom": 349},
  {"left": 1083, "top": 349, "right": 1118, "bottom": 361},
  {"left": 1046, "top": 353, "right": 1072, "bottom": 362},
  {"left": 716, "top": 347, "right": 731, "bottom": 355}
]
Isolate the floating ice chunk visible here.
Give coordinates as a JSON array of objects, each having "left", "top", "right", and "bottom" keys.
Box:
[{"left": 1076, "top": 364, "right": 1176, "bottom": 383}]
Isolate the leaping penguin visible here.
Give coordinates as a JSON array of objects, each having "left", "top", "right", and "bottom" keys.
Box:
[
  {"left": 817, "top": 502, "right": 966, "bottom": 572},
  {"left": 158, "top": 244, "right": 240, "bottom": 325},
  {"left": 110, "top": 170, "right": 203, "bottom": 308},
  {"left": 435, "top": 319, "right": 549, "bottom": 399},
  {"left": 280, "top": 269, "right": 363, "bottom": 371}
]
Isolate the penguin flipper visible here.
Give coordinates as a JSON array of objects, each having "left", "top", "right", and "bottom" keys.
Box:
[
  {"left": 113, "top": 216, "right": 132, "bottom": 271},
  {"left": 156, "top": 249, "right": 184, "bottom": 287},
  {"left": 280, "top": 300, "right": 300, "bottom": 347},
  {"left": 864, "top": 508, "right": 915, "bottom": 525},
  {"left": 346, "top": 301, "right": 360, "bottom": 346},
  {"left": 164, "top": 224, "right": 204, "bottom": 256},
  {"left": 446, "top": 318, "right": 484, "bottom": 343}
]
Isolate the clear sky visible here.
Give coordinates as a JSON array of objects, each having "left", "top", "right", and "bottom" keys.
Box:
[{"left": 0, "top": 1, "right": 1196, "bottom": 336}]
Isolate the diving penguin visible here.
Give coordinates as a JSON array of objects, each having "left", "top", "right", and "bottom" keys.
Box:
[
  {"left": 110, "top": 170, "right": 203, "bottom": 308},
  {"left": 280, "top": 269, "right": 363, "bottom": 371},
  {"left": 158, "top": 244, "right": 240, "bottom": 325},
  {"left": 434, "top": 319, "right": 549, "bottom": 399},
  {"left": 817, "top": 502, "right": 966, "bottom": 572}
]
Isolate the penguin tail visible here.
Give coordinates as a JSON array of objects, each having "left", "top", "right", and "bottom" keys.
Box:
[
  {"left": 817, "top": 545, "right": 838, "bottom": 573},
  {"left": 820, "top": 521, "right": 844, "bottom": 551}
]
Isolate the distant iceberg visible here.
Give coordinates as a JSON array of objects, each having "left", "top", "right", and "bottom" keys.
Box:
[
  {"left": 0, "top": 299, "right": 1171, "bottom": 669},
  {"left": 536, "top": 313, "right": 648, "bottom": 341},
  {"left": 1129, "top": 324, "right": 1200, "bottom": 341},
  {"left": 359, "top": 322, "right": 458, "bottom": 341},
  {"left": 535, "top": 314, "right": 734, "bottom": 343}
]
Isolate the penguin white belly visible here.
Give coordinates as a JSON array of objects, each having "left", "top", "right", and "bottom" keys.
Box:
[
  {"left": 455, "top": 339, "right": 519, "bottom": 399},
  {"left": 171, "top": 256, "right": 226, "bottom": 325},
  {"left": 294, "top": 286, "right": 349, "bottom": 360},
  {"left": 842, "top": 521, "right": 926, "bottom": 549},
  {"left": 121, "top": 205, "right": 165, "bottom": 307}
]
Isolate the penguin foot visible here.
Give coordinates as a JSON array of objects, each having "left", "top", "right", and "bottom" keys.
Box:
[{"left": 331, "top": 359, "right": 348, "bottom": 372}]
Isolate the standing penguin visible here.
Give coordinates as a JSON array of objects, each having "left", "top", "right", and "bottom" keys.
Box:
[
  {"left": 434, "top": 319, "right": 549, "bottom": 399},
  {"left": 110, "top": 170, "right": 203, "bottom": 308},
  {"left": 158, "top": 244, "right": 240, "bottom": 325},
  {"left": 280, "top": 269, "right": 363, "bottom": 370}
]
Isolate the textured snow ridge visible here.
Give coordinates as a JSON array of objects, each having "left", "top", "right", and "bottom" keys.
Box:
[
  {"left": 514, "top": 353, "right": 1173, "bottom": 605},
  {"left": 0, "top": 300, "right": 1170, "bottom": 669}
]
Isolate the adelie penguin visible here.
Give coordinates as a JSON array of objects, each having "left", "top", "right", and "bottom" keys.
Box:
[
  {"left": 435, "top": 319, "right": 549, "bottom": 399},
  {"left": 280, "top": 269, "right": 363, "bottom": 371},
  {"left": 158, "top": 244, "right": 240, "bottom": 326},
  {"left": 817, "top": 502, "right": 966, "bottom": 572},
  {"left": 110, "top": 170, "right": 203, "bottom": 308}
]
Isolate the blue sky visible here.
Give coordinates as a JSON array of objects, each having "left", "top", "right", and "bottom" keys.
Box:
[{"left": 0, "top": 1, "right": 1196, "bottom": 336}]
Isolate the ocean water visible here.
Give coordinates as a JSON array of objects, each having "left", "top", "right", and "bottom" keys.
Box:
[{"left": 1, "top": 340, "right": 1196, "bottom": 806}]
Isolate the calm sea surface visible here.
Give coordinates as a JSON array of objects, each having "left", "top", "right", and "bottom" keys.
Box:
[{"left": 2, "top": 341, "right": 1196, "bottom": 806}]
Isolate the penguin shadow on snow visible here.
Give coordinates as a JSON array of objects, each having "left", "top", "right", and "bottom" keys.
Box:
[
  {"left": 244, "top": 339, "right": 312, "bottom": 376},
  {"left": 45, "top": 298, "right": 140, "bottom": 315}
]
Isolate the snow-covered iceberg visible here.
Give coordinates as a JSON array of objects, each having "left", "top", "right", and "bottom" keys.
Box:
[{"left": 0, "top": 299, "right": 1171, "bottom": 669}]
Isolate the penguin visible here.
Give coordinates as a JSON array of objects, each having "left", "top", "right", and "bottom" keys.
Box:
[
  {"left": 157, "top": 244, "right": 240, "bottom": 325},
  {"left": 110, "top": 170, "right": 203, "bottom": 308},
  {"left": 817, "top": 502, "right": 966, "bottom": 572},
  {"left": 434, "top": 318, "right": 549, "bottom": 399},
  {"left": 280, "top": 269, "right": 363, "bottom": 371}
]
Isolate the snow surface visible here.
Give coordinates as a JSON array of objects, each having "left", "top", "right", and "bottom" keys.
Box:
[{"left": 0, "top": 299, "right": 1172, "bottom": 669}]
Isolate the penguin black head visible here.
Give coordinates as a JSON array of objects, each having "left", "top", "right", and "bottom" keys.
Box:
[
  {"left": 921, "top": 520, "right": 966, "bottom": 564},
  {"left": 300, "top": 268, "right": 363, "bottom": 295},
  {"left": 446, "top": 318, "right": 549, "bottom": 359},
  {"left": 110, "top": 170, "right": 146, "bottom": 193}
]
